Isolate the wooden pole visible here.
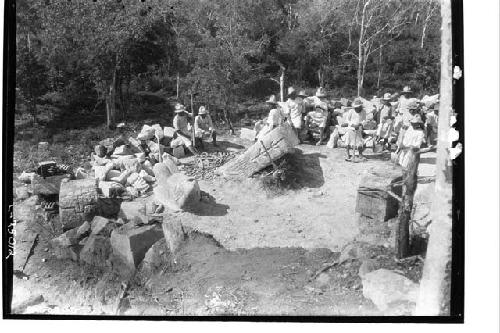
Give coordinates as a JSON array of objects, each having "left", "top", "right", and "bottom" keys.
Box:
[
  {"left": 395, "top": 148, "right": 420, "bottom": 258},
  {"left": 414, "top": 0, "right": 453, "bottom": 315}
]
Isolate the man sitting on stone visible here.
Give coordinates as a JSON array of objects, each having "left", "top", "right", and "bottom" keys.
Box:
[
  {"left": 194, "top": 106, "right": 217, "bottom": 148},
  {"left": 170, "top": 104, "right": 199, "bottom": 155}
]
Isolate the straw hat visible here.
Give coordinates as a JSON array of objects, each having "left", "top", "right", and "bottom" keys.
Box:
[
  {"left": 287, "top": 87, "right": 297, "bottom": 97},
  {"left": 315, "top": 87, "right": 327, "bottom": 98},
  {"left": 265, "top": 94, "right": 278, "bottom": 105},
  {"left": 198, "top": 106, "right": 208, "bottom": 115},
  {"left": 401, "top": 86, "right": 413, "bottom": 94},
  {"left": 174, "top": 103, "right": 186, "bottom": 113},
  {"left": 298, "top": 90, "right": 308, "bottom": 98},
  {"left": 352, "top": 98, "right": 363, "bottom": 108},
  {"left": 382, "top": 93, "right": 392, "bottom": 101},
  {"left": 410, "top": 114, "right": 423, "bottom": 124}
]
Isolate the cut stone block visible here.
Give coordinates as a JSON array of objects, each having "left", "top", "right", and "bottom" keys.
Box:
[
  {"left": 59, "top": 178, "right": 98, "bottom": 230},
  {"left": 98, "top": 181, "right": 125, "bottom": 197},
  {"left": 118, "top": 201, "right": 160, "bottom": 225},
  {"left": 162, "top": 219, "right": 186, "bottom": 254},
  {"left": 32, "top": 174, "right": 70, "bottom": 196},
  {"left": 216, "top": 123, "right": 299, "bottom": 178},
  {"left": 110, "top": 223, "right": 164, "bottom": 270},
  {"left": 154, "top": 172, "right": 201, "bottom": 211},
  {"left": 79, "top": 234, "right": 112, "bottom": 267},
  {"left": 90, "top": 216, "right": 115, "bottom": 236},
  {"left": 356, "top": 170, "right": 402, "bottom": 222}
]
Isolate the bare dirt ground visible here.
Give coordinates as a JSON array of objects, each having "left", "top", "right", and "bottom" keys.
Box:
[{"left": 10, "top": 134, "right": 435, "bottom": 316}]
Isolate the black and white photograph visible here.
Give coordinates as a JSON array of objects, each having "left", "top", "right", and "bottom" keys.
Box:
[{"left": 2, "top": 0, "right": 493, "bottom": 323}]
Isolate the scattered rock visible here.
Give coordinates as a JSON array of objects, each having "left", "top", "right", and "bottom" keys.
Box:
[
  {"left": 361, "top": 268, "right": 419, "bottom": 312},
  {"left": 337, "top": 241, "right": 372, "bottom": 265},
  {"left": 90, "top": 216, "right": 116, "bottom": 236},
  {"left": 316, "top": 272, "right": 331, "bottom": 287},
  {"left": 50, "top": 228, "right": 80, "bottom": 248},
  {"left": 137, "top": 238, "right": 172, "bottom": 280},
  {"left": 154, "top": 172, "right": 201, "bottom": 212},
  {"left": 15, "top": 186, "right": 30, "bottom": 200},
  {"left": 80, "top": 234, "right": 112, "bottom": 267},
  {"left": 162, "top": 219, "right": 186, "bottom": 254},
  {"left": 118, "top": 201, "right": 150, "bottom": 225},
  {"left": 98, "top": 181, "right": 125, "bottom": 197},
  {"left": 110, "top": 223, "right": 164, "bottom": 270},
  {"left": 358, "top": 259, "right": 380, "bottom": 278}
]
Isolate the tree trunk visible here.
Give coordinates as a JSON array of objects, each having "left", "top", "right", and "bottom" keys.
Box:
[
  {"left": 216, "top": 123, "right": 299, "bottom": 178},
  {"left": 279, "top": 69, "right": 285, "bottom": 102},
  {"left": 377, "top": 47, "right": 383, "bottom": 94},
  {"left": 106, "top": 65, "right": 118, "bottom": 129},
  {"left": 395, "top": 148, "right": 420, "bottom": 258},
  {"left": 357, "top": 46, "right": 363, "bottom": 97},
  {"left": 414, "top": 0, "right": 453, "bottom": 316}
]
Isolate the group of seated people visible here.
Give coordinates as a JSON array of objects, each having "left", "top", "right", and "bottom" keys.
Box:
[
  {"left": 169, "top": 103, "right": 218, "bottom": 155},
  {"left": 164, "top": 86, "right": 438, "bottom": 167},
  {"left": 255, "top": 85, "right": 439, "bottom": 164}
]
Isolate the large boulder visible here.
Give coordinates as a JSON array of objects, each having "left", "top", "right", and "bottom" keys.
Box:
[
  {"left": 59, "top": 178, "right": 99, "bottom": 230},
  {"left": 361, "top": 268, "right": 419, "bottom": 312},
  {"left": 154, "top": 172, "right": 201, "bottom": 211},
  {"left": 110, "top": 223, "right": 164, "bottom": 270}
]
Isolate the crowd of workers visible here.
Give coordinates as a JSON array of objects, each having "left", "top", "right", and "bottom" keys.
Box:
[{"left": 167, "top": 85, "right": 439, "bottom": 166}]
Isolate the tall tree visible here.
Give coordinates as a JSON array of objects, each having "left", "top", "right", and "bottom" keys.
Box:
[{"left": 414, "top": 0, "right": 453, "bottom": 315}]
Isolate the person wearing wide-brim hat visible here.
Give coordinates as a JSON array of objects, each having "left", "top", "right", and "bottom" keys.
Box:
[
  {"left": 396, "top": 113, "right": 426, "bottom": 168},
  {"left": 401, "top": 86, "right": 413, "bottom": 95},
  {"left": 297, "top": 90, "right": 308, "bottom": 98},
  {"left": 170, "top": 103, "right": 198, "bottom": 155},
  {"left": 343, "top": 98, "right": 367, "bottom": 161},
  {"left": 194, "top": 106, "right": 217, "bottom": 148},
  {"left": 257, "top": 94, "right": 285, "bottom": 141},
  {"left": 374, "top": 92, "right": 396, "bottom": 151},
  {"left": 280, "top": 87, "right": 305, "bottom": 143}
]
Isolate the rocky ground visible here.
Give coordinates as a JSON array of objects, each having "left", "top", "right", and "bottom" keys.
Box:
[{"left": 10, "top": 132, "right": 436, "bottom": 316}]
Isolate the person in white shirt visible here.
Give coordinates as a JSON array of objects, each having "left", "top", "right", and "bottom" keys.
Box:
[
  {"left": 279, "top": 87, "right": 304, "bottom": 143},
  {"left": 170, "top": 104, "right": 198, "bottom": 155},
  {"left": 375, "top": 92, "right": 395, "bottom": 151},
  {"left": 256, "top": 95, "right": 284, "bottom": 141},
  {"left": 194, "top": 106, "right": 217, "bottom": 148},
  {"left": 397, "top": 114, "right": 425, "bottom": 168},
  {"left": 304, "top": 87, "right": 329, "bottom": 145},
  {"left": 344, "top": 98, "right": 367, "bottom": 161}
]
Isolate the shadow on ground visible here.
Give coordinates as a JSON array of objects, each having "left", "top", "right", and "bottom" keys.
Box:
[
  {"left": 189, "top": 191, "right": 230, "bottom": 216},
  {"left": 285, "top": 150, "right": 326, "bottom": 189}
]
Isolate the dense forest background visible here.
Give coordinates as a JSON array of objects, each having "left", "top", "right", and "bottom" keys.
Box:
[{"left": 15, "top": 0, "right": 441, "bottom": 129}]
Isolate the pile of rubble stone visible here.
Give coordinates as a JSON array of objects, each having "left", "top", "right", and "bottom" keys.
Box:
[{"left": 91, "top": 123, "right": 185, "bottom": 200}]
